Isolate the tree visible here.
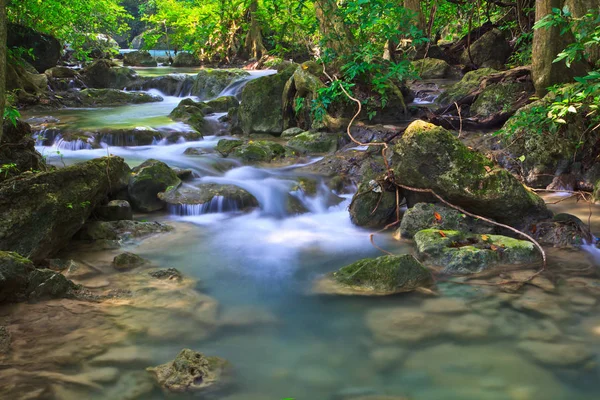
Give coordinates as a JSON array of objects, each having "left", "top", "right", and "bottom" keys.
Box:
[
  {"left": 0, "top": 0, "right": 6, "bottom": 142},
  {"left": 314, "top": 0, "right": 354, "bottom": 57},
  {"left": 532, "top": 0, "right": 589, "bottom": 96},
  {"left": 243, "top": 0, "right": 267, "bottom": 60},
  {"left": 404, "top": 0, "right": 424, "bottom": 31}
]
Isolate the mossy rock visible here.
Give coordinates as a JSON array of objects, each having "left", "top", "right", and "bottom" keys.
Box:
[
  {"left": 147, "top": 349, "right": 231, "bottom": 394},
  {"left": 204, "top": 96, "right": 239, "bottom": 113},
  {"left": 239, "top": 67, "right": 296, "bottom": 135},
  {"left": 191, "top": 69, "right": 249, "bottom": 100},
  {"left": 0, "top": 251, "right": 35, "bottom": 303},
  {"left": 216, "top": 139, "right": 244, "bottom": 156},
  {"left": 160, "top": 183, "right": 259, "bottom": 213},
  {"left": 314, "top": 254, "right": 433, "bottom": 296},
  {"left": 286, "top": 131, "right": 339, "bottom": 154},
  {"left": 392, "top": 120, "right": 551, "bottom": 227},
  {"left": 281, "top": 127, "right": 305, "bottom": 138},
  {"left": 80, "top": 59, "right": 138, "bottom": 89},
  {"left": 414, "top": 229, "right": 539, "bottom": 274},
  {"left": 412, "top": 58, "right": 455, "bottom": 79},
  {"left": 123, "top": 51, "right": 157, "bottom": 67},
  {"left": 172, "top": 52, "right": 201, "bottom": 67},
  {"left": 128, "top": 159, "right": 181, "bottom": 212},
  {"left": 471, "top": 81, "right": 533, "bottom": 117},
  {"left": 229, "top": 141, "right": 286, "bottom": 164},
  {"left": 349, "top": 180, "right": 398, "bottom": 229},
  {"left": 0, "top": 157, "right": 131, "bottom": 261},
  {"left": 399, "top": 202, "right": 493, "bottom": 238},
  {"left": 77, "top": 220, "right": 173, "bottom": 241},
  {"left": 79, "top": 89, "right": 163, "bottom": 107},
  {"left": 27, "top": 269, "right": 79, "bottom": 300},
  {"left": 460, "top": 28, "right": 511, "bottom": 69},
  {"left": 169, "top": 99, "right": 207, "bottom": 133},
  {"left": 436, "top": 68, "right": 497, "bottom": 106},
  {"left": 113, "top": 252, "right": 148, "bottom": 271}
]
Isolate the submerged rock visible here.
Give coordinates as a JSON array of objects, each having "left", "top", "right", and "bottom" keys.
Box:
[
  {"left": 79, "top": 89, "right": 163, "bottom": 107},
  {"left": 314, "top": 254, "right": 433, "bottom": 296},
  {"left": 366, "top": 308, "right": 448, "bottom": 344},
  {"left": 517, "top": 340, "right": 594, "bottom": 367},
  {"left": 0, "top": 157, "right": 131, "bottom": 261},
  {"left": 392, "top": 120, "right": 550, "bottom": 227},
  {"left": 77, "top": 220, "right": 173, "bottom": 241},
  {"left": 128, "top": 159, "right": 181, "bottom": 212},
  {"left": 123, "top": 51, "right": 157, "bottom": 67},
  {"left": 147, "top": 349, "right": 231, "bottom": 394},
  {"left": 399, "top": 202, "right": 493, "bottom": 238},
  {"left": 414, "top": 229, "right": 539, "bottom": 274}
]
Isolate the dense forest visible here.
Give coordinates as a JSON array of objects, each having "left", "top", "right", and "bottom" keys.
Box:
[{"left": 1, "top": 0, "right": 600, "bottom": 399}]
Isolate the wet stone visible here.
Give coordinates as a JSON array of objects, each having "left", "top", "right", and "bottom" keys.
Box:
[
  {"left": 112, "top": 252, "right": 148, "bottom": 271},
  {"left": 517, "top": 340, "right": 595, "bottom": 367}
]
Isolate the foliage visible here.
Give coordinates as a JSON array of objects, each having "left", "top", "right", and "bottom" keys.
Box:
[
  {"left": 2, "top": 93, "right": 20, "bottom": 128},
  {"left": 506, "top": 31, "right": 533, "bottom": 67}
]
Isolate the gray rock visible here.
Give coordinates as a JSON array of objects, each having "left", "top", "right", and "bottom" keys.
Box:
[
  {"left": 113, "top": 252, "right": 148, "bottom": 271},
  {"left": 96, "top": 200, "right": 133, "bottom": 221}
]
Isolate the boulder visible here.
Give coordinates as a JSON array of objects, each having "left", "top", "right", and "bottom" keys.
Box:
[
  {"left": 286, "top": 131, "right": 339, "bottom": 154},
  {"left": 131, "top": 74, "right": 195, "bottom": 96},
  {"left": 0, "top": 120, "right": 45, "bottom": 183},
  {"left": 7, "top": 24, "right": 61, "bottom": 73},
  {"left": 470, "top": 81, "right": 533, "bottom": 117},
  {"left": 460, "top": 28, "right": 512, "bottom": 69},
  {"left": 399, "top": 202, "right": 493, "bottom": 238},
  {"left": 229, "top": 141, "right": 286, "bottom": 164},
  {"left": 128, "top": 159, "right": 181, "bottom": 212},
  {"left": 0, "top": 157, "right": 131, "bottom": 261},
  {"left": 160, "top": 183, "right": 259, "bottom": 214},
  {"left": 215, "top": 139, "right": 244, "bottom": 156},
  {"left": 96, "top": 200, "right": 133, "bottom": 221},
  {"left": 172, "top": 52, "right": 201, "bottom": 67},
  {"left": 45, "top": 66, "right": 79, "bottom": 79},
  {"left": 77, "top": 220, "right": 173, "bottom": 241},
  {"left": 313, "top": 254, "right": 433, "bottom": 296},
  {"left": 239, "top": 67, "right": 296, "bottom": 134},
  {"left": 26, "top": 269, "right": 79, "bottom": 300},
  {"left": 191, "top": 69, "right": 249, "bottom": 100},
  {"left": 349, "top": 180, "right": 398, "bottom": 229},
  {"left": 204, "top": 96, "right": 239, "bottom": 113},
  {"left": 281, "top": 127, "right": 305, "bottom": 138},
  {"left": 5, "top": 61, "right": 48, "bottom": 102},
  {"left": 113, "top": 252, "right": 148, "bottom": 271},
  {"left": 0, "top": 251, "right": 35, "bottom": 303},
  {"left": 123, "top": 51, "right": 157, "bottom": 67},
  {"left": 169, "top": 99, "right": 206, "bottom": 132},
  {"left": 414, "top": 229, "right": 539, "bottom": 274},
  {"left": 517, "top": 341, "right": 594, "bottom": 367},
  {"left": 412, "top": 58, "right": 456, "bottom": 79},
  {"left": 79, "top": 89, "right": 163, "bottom": 107},
  {"left": 532, "top": 213, "right": 592, "bottom": 248},
  {"left": 435, "top": 68, "right": 496, "bottom": 106},
  {"left": 392, "top": 120, "right": 551, "bottom": 227},
  {"left": 81, "top": 59, "right": 138, "bottom": 89},
  {"left": 147, "top": 349, "right": 231, "bottom": 394}
]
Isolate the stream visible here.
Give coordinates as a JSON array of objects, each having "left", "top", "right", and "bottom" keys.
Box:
[{"left": 14, "top": 68, "right": 600, "bottom": 400}]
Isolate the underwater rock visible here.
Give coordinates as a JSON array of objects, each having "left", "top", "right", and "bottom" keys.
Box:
[
  {"left": 77, "top": 220, "right": 173, "bottom": 241},
  {"left": 517, "top": 340, "right": 595, "bottom": 367}
]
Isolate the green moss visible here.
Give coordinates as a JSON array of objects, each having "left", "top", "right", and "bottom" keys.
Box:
[
  {"left": 412, "top": 58, "right": 452, "bottom": 79},
  {"left": 436, "top": 68, "right": 497, "bottom": 106},
  {"left": 332, "top": 254, "right": 433, "bottom": 292},
  {"left": 471, "top": 82, "right": 530, "bottom": 117},
  {"left": 204, "top": 96, "right": 239, "bottom": 113},
  {"left": 191, "top": 69, "right": 249, "bottom": 100},
  {"left": 80, "top": 89, "right": 163, "bottom": 106},
  {"left": 216, "top": 139, "right": 244, "bottom": 156},
  {"left": 286, "top": 131, "right": 338, "bottom": 154}
]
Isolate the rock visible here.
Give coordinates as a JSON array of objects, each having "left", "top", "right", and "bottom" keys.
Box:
[
  {"left": 77, "top": 220, "right": 173, "bottom": 241},
  {"left": 113, "top": 252, "right": 147, "bottom": 271},
  {"left": 239, "top": 66, "right": 296, "bottom": 134},
  {"left": 160, "top": 183, "right": 259, "bottom": 214},
  {"left": 45, "top": 66, "right": 79, "bottom": 79},
  {"left": 414, "top": 229, "right": 539, "bottom": 274},
  {"left": 0, "top": 326, "right": 11, "bottom": 353},
  {"left": 169, "top": 98, "right": 206, "bottom": 132},
  {"left": 123, "top": 51, "right": 157, "bottom": 67},
  {"left": 172, "top": 168, "right": 194, "bottom": 181},
  {"left": 446, "top": 314, "right": 492, "bottom": 339},
  {"left": 519, "top": 320, "right": 562, "bottom": 342},
  {"left": 399, "top": 202, "right": 493, "bottom": 238},
  {"left": 26, "top": 269, "right": 79, "bottom": 300},
  {"left": 460, "top": 28, "right": 512, "bottom": 69},
  {"left": 82, "top": 33, "right": 119, "bottom": 59},
  {"left": 349, "top": 180, "right": 398, "bottom": 229},
  {"left": 81, "top": 59, "right": 138, "bottom": 89},
  {"left": 470, "top": 81, "right": 533, "bottom": 117},
  {"left": 392, "top": 120, "right": 551, "bottom": 227},
  {"left": 79, "top": 88, "right": 163, "bottom": 107},
  {"left": 366, "top": 308, "right": 447, "bottom": 344},
  {"left": 191, "top": 69, "right": 249, "bottom": 100},
  {"left": 132, "top": 74, "right": 195, "bottom": 96},
  {"left": 5, "top": 61, "right": 48, "bottom": 102},
  {"left": 204, "top": 96, "right": 239, "bottom": 113},
  {"left": 412, "top": 58, "right": 456, "bottom": 79},
  {"left": 282, "top": 62, "right": 326, "bottom": 131},
  {"left": 7, "top": 23, "right": 61, "bottom": 73},
  {"left": 216, "top": 139, "right": 244, "bottom": 156},
  {"left": 517, "top": 341, "right": 594, "bottom": 367},
  {"left": 172, "top": 52, "right": 201, "bottom": 67},
  {"left": 149, "top": 268, "right": 182, "bottom": 281},
  {"left": 533, "top": 213, "right": 592, "bottom": 248},
  {"left": 287, "top": 131, "right": 339, "bottom": 154},
  {"left": 0, "top": 252, "right": 35, "bottom": 303},
  {"left": 230, "top": 141, "right": 286, "bottom": 164},
  {"left": 0, "top": 120, "right": 45, "bottom": 183},
  {"left": 369, "top": 347, "right": 408, "bottom": 372},
  {"left": 314, "top": 255, "right": 433, "bottom": 296},
  {"left": 436, "top": 68, "right": 496, "bottom": 106},
  {"left": 0, "top": 157, "right": 130, "bottom": 261},
  {"left": 147, "top": 349, "right": 231, "bottom": 394},
  {"left": 420, "top": 298, "right": 469, "bottom": 314},
  {"left": 128, "top": 159, "right": 181, "bottom": 212},
  {"left": 281, "top": 127, "right": 305, "bottom": 138},
  {"left": 95, "top": 200, "right": 133, "bottom": 221},
  {"left": 510, "top": 288, "right": 569, "bottom": 321}
]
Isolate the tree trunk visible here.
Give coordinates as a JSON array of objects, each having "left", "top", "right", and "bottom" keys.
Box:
[
  {"left": 565, "top": 0, "right": 600, "bottom": 65},
  {"left": 0, "top": 0, "right": 7, "bottom": 142},
  {"left": 404, "top": 0, "right": 425, "bottom": 32},
  {"left": 243, "top": 0, "right": 267, "bottom": 60},
  {"left": 314, "top": 0, "right": 354, "bottom": 57},
  {"left": 532, "top": 0, "right": 589, "bottom": 96}
]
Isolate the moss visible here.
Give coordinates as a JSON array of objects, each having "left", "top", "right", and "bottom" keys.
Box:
[
  {"left": 204, "top": 96, "right": 239, "bottom": 113},
  {"left": 399, "top": 202, "right": 491, "bottom": 238},
  {"left": 436, "top": 68, "right": 497, "bottom": 106},
  {"left": 286, "top": 131, "right": 338, "bottom": 154},
  {"left": 349, "top": 181, "right": 397, "bottom": 229},
  {"left": 79, "top": 89, "right": 163, "bottom": 106},
  {"left": 332, "top": 254, "right": 433, "bottom": 292},
  {"left": 216, "top": 139, "right": 244, "bottom": 156},
  {"left": 128, "top": 159, "right": 181, "bottom": 212},
  {"left": 414, "top": 229, "right": 538, "bottom": 274},
  {"left": 191, "top": 69, "right": 249, "bottom": 100},
  {"left": 471, "top": 82, "right": 531, "bottom": 117},
  {"left": 412, "top": 58, "right": 452, "bottom": 79},
  {"left": 231, "top": 141, "right": 285, "bottom": 164},
  {"left": 169, "top": 99, "right": 207, "bottom": 132}
]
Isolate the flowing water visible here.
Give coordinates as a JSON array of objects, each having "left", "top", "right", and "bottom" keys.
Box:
[{"left": 10, "top": 69, "right": 600, "bottom": 400}]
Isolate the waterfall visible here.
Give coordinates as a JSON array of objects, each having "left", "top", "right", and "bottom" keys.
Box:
[{"left": 168, "top": 196, "right": 240, "bottom": 215}]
